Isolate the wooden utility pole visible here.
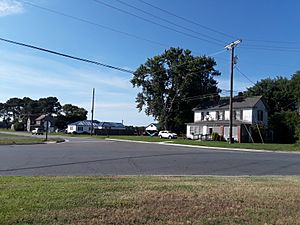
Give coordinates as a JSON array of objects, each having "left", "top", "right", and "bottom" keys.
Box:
[
  {"left": 90, "top": 88, "right": 95, "bottom": 136},
  {"left": 225, "top": 39, "right": 242, "bottom": 144}
]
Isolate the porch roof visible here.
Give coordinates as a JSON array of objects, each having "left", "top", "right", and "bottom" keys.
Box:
[{"left": 186, "top": 120, "right": 251, "bottom": 126}]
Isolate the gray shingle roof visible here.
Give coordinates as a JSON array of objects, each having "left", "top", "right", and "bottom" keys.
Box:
[{"left": 193, "top": 96, "right": 266, "bottom": 111}]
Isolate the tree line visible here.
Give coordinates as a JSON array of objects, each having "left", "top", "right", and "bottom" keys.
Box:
[
  {"left": 0, "top": 97, "right": 87, "bottom": 130},
  {"left": 243, "top": 71, "right": 300, "bottom": 143}
]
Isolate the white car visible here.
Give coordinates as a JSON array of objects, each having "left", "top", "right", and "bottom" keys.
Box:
[
  {"left": 158, "top": 130, "right": 177, "bottom": 139},
  {"left": 31, "top": 128, "right": 44, "bottom": 135}
]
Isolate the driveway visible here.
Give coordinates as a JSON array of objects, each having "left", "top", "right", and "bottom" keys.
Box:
[{"left": 0, "top": 139, "right": 300, "bottom": 176}]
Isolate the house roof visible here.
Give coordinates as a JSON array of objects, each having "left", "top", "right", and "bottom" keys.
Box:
[
  {"left": 69, "top": 120, "right": 100, "bottom": 126},
  {"left": 186, "top": 120, "right": 251, "bottom": 126},
  {"left": 145, "top": 123, "right": 160, "bottom": 131},
  {"left": 35, "top": 114, "right": 52, "bottom": 121},
  {"left": 193, "top": 96, "right": 267, "bottom": 111},
  {"left": 69, "top": 120, "right": 125, "bottom": 128},
  {"left": 35, "top": 114, "right": 47, "bottom": 121},
  {"left": 100, "top": 121, "right": 125, "bottom": 128}
]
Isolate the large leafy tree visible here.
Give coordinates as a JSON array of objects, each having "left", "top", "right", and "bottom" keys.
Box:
[
  {"left": 55, "top": 104, "right": 88, "bottom": 129},
  {"left": 290, "top": 71, "right": 300, "bottom": 108},
  {"left": 131, "top": 47, "right": 220, "bottom": 132},
  {"left": 37, "top": 97, "right": 61, "bottom": 114},
  {"left": 5, "top": 97, "right": 24, "bottom": 122},
  {"left": 244, "top": 74, "right": 300, "bottom": 143},
  {"left": 244, "top": 76, "right": 296, "bottom": 114}
]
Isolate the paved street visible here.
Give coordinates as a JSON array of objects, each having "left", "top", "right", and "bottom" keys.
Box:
[{"left": 0, "top": 138, "right": 300, "bottom": 176}]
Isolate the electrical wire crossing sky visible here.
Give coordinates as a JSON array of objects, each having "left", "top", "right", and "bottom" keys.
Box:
[{"left": 0, "top": 0, "right": 300, "bottom": 125}]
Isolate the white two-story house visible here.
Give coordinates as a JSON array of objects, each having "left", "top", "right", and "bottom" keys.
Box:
[{"left": 186, "top": 96, "right": 269, "bottom": 143}]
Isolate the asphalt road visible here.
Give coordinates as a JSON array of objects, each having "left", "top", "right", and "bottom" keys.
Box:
[{"left": 0, "top": 137, "right": 300, "bottom": 176}]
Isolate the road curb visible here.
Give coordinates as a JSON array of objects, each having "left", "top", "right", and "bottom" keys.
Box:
[{"left": 105, "top": 138, "right": 300, "bottom": 154}]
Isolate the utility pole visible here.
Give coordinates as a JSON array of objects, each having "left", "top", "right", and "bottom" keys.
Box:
[
  {"left": 225, "top": 39, "right": 242, "bottom": 144},
  {"left": 90, "top": 88, "right": 95, "bottom": 136}
]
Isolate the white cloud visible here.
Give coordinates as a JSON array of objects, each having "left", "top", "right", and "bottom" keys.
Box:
[{"left": 0, "top": 0, "right": 23, "bottom": 16}]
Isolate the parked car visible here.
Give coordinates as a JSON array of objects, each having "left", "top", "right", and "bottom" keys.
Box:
[
  {"left": 31, "top": 128, "right": 44, "bottom": 135},
  {"left": 158, "top": 130, "right": 177, "bottom": 139}
]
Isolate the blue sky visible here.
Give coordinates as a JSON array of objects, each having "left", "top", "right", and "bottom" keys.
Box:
[{"left": 0, "top": 0, "right": 299, "bottom": 126}]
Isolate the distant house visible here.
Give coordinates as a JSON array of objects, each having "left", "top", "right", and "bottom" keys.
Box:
[
  {"left": 186, "top": 96, "right": 269, "bottom": 143},
  {"left": 145, "top": 123, "right": 160, "bottom": 136},
  {"left": 67, "top": 120, "right": 131, "bottom": 135},
  {"left": 67, "top": 120, "right": 100, "bottom": 134},
  {"left": 27, "top": 114, "right": 54, "bottom": 132}
]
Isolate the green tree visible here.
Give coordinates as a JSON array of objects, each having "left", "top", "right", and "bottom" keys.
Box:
[
  {"left": 269, "top": 111, "right": 300, "bottom": 143},
  {"left": 37, "top": 97, "right": 61, "bottom": 114},
  {"left": 131, "top": 47, "right": 220, "bottom": 132},
  {"left": 244, "top": 76, "right": 296, "bottom": 114},
  {"left": 55, "top": 104, "right": 88, "bottom": 129},
  {"left": 290, "top": 71, "right": 300, "bottom": 109},
  {"left": 5, "top": 97, "right": 24, "bottom": 122}
]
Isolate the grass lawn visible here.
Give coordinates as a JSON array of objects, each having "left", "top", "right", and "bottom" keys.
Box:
[
  {"left": 106, "top": 136, "right": 300, "bottom": 151},
  {"left": 1, "top": 176, "right": 300, "bottom": 225},
  {"left": 0, "top": 133, "right": 64, "bottom": 145}
]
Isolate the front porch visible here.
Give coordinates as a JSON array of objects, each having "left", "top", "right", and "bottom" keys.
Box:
[{"left": 186, "top": 121, "right": 252, "bottom": 143}]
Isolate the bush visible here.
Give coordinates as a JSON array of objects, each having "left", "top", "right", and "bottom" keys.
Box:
[
  {"left": 295, "top": 125, "right": 300, "bottom": 143},
  {"left": 211, "top": 132, "right": 220, "bottom": 141},
  {"left": 269, "top": 111, "right": 300, "bottom": 143},
  {"left": 13, "top": 122, "right": 24, "bottom": 131}
]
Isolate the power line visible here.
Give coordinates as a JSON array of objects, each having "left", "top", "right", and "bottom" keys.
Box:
[
  {"left": 184, "top": 93, "right": 219, "bottom": 101},
  {"left": 19, "top": 0, "right": 168, "bottom": 48},
  {"left": 207, "top": 49, "right": 227, "bottom": 57},
  {"left": 20, "top": 0, "right": 226, "bottom": 58},
  {"left": 115, "top": 0, "right": 225, "bottom": 45},
  {"left": 92, "top": 0, "right": 223, "bottom": 46},
  {"left": 136, "top": 0, "right": 300, "bottom": 53},
  {"left": 0, "top": 37, "right": 135, "bottom": 74},
  {"left": 234, "top": 66, "right": 257, "bottom": 86},
  {"left": 243, "top": 38, "right": 300, "bottom": 45},
  {"left": 241, "top": 45, "right": 300, "bottom": 53},
  {"left": 137, "top": 0, "right": 236, "bottom": 40}
]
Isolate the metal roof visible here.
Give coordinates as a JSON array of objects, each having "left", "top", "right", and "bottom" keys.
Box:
[
  {"left": 69, "top": 120, "right": 125, "bottom": 128},
  {"left": 193, "top": 96, "right": 267, "bottom": 111}
]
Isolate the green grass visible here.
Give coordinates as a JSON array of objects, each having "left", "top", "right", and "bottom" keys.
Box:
[
  {"left": 0, "top": 132, "right": 17, "bottom": 137},
  {"left": 106, "top": 136, "right": 300, "bottom": 151},
  {"left": 0, "top": 133, "right": 64, "bottom": 145},
  {"left": 1, "top": 176, "right": 300, "bottom": 225}
]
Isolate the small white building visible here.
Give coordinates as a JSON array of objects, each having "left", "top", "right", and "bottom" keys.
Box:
[
  {"left": 186, "top": 96, "right": 269, "bottom": 142},
  {"left": 145, "top": 123, "right": 160, "bottom": 136},
  {"left": 67, "top": 120, "right": 96, "bottom": 134},
  {"left": 67, "top": 120, "right": 126, "bottom": 134}
]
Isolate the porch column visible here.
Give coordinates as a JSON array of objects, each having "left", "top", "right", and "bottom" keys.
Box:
[{"left": 237, "top": 125, "right": 241, "bottom": 143}]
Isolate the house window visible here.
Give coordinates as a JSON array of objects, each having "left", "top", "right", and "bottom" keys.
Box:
[
  {"left": 236, "top": 110, "right": 243, "bottom": 120},
  {"left": 257, "top": 110, "right": 264, "bottom": 121},
  {"left": 190, "top": 126, "right": 194, "bottom": 135},
  {"left": 201, "top": 112, "right": 204, "bottom": 120},
  {"left": 216, "top": 111, "right": 220, "bottom": 120},
  {"left": 70, "top": 126, "right": 73, "bottom": 131},
  {"left": 78, "top": 126, "right": 83, "bottom": 131},
  {"left": 219, "top": 111, "right": 224, "bottom": 120},
  {"left": 190, "top": 126, "right": 200, "bottom": 135}
]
